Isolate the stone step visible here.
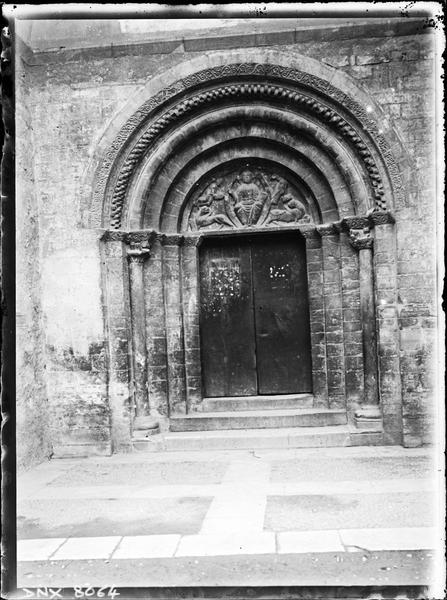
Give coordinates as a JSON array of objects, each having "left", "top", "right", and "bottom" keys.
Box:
[
  {"left": 160, "top": 425, "right": 351, "bottom": 451},
  {"left": 202, "top": 393, "right": 314, "bottom": 412},
  {"left": 169, "top": 408, "right": 347, "bottom": 432}
]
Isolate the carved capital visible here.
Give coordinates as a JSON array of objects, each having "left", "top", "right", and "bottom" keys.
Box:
[
  {"left": 183, "top": 235, "right": 202, "bottom": 248},
  {"left": 316, "top": 223, "right": 338, "bottom": 237},
  {"left": 162, "top": 234, "right": 184, "bottom": 247},
  {"left": 349, "top": 228, "right": 374, "bottom": 251},
  {"left": 127, "top": 244, "right": 151, "bottom": 263},
  {"left": 343, "top": 215, "right": 370, "bottom": 231},
  {"left": 125, "top": 230, "right": 159, "bottom": 246},
  {"left": 101, "top": 230, "right": 127, "bottom": 242},
  {"left": 299, "top": 226, "right": 319, "bottom": 240},
  {"left": 151, "top": 232, "right": 165, "bottom": 245},
  {"left": 368, "top": 210, "right": 395, "bottom": 226}
]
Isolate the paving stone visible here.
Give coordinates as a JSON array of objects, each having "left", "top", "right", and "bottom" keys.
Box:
[
  {"left": 52, "top": 536, "right": 122, "bottom": 560},
  {"left": 48, "top": 460, "right": 229, "bottom": 486},
  {"left": 339, "top": 527, "right": 438, "bottom": 551},
  {"left": 17, "top": 497, "right": 212, "bottom": 538},
  {"left": 17, "top": 538, "right": 66, "bottom": 562},
  {"left": 175, "top": 532, "right": 276, "bottom": 557},
  {"left": 278, "top": 530, "right": 344, "bottom": 553},
  {"left": 112, "top": 534, "right": 180, "bottom": 559},
  {"left": 270, "top": 455, "right": 434, "bottom": 482},
  {"left": 264, "top": 492, "right": 434, "bottom": 532}
]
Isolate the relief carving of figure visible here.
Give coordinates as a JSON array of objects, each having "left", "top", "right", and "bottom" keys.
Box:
[
  {"left": 188, "top": 167, "right": 311, "bottom": 231},
  {"left": 193, "top": 182, "right": 234, "bottom": 230},
  {"left": 265, "top": 177, "right": 311, "bottom": 225},
  {"left": 228, "top": 169, "right": 268, "bottom": 226}
]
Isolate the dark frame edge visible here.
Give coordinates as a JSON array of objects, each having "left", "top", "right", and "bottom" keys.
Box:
[{"left": 1, "top": 6, "right": 17, "bottom": 598}]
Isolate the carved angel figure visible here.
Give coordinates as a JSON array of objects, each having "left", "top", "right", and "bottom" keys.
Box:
[
  {"left": 229, "top": 169, "right": 268, "bottom": 226},
  {"left": 193, "top": 184, "right": 233, "bottom": 230}
]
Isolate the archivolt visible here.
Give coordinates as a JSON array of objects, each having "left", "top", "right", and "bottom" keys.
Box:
[
  {"left": 91, "top": 62, "right": 408, "bottom": 230},
  {"left": 124, "top": 104, "right": 375, "bottom": 231}
]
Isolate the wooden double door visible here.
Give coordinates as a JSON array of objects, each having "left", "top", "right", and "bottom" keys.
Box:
[{"left": 199, "top": 233, "right": 312, "bottom": 397}]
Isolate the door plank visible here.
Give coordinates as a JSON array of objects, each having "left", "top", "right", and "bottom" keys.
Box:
[
  {"left": 199, "top": 238, "right": 257, "bottom": 397},
  {"left": 251, "top": 234, "right": 312, "bottom": 394}
]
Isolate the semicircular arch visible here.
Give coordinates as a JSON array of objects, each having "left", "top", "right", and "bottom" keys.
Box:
[
  {"left": 124, "top": 106, "right": 374, "bottom": 230},
  {"left": 86, "top": 50, "right": 412, "bottom": 230}
]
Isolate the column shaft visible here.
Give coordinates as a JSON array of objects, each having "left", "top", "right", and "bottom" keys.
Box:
[
  {"left": 302, "top": 228, "right": 328, "bottom": 407},
  {"left": 319, "top": 225, "right": 346, "bottom": 409},
  {"left": 347, "top": 224, "right": 381, "bottom": 426},
  {"left": 162, "top": 236, "right": 187, "bottom": 415},
  {"left": 181, "top": 237, "right": 202, "bottom": 413},
  {"left": 358, "top": 246, "right": 379, "bottom": 406},
  {"left": 128, "top": 255, "right": 150, "bottom": 418}
]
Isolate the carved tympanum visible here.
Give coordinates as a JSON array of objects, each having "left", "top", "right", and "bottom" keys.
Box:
[{"left": 188, "top": 166, "right": 312, "bottom": 231}]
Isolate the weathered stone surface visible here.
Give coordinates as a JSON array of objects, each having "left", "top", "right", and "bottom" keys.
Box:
[{"left": 15, "top": 18, "right": 437, "bottom": 463}]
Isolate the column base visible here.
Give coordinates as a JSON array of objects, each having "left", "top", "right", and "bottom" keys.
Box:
[
  {"left": 354, "top": 405, "right": 382, "bottom": 431},
  {"left": 133, "top": 415, "right": 160, "bottom": 437}
]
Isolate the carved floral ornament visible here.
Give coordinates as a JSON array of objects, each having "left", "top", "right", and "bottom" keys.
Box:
[
  {"left": 187, "top": 166, "right": 313, "bottom": 232},
  {"left": 95, "top": 63, "right": 405, "bottom": 230}
]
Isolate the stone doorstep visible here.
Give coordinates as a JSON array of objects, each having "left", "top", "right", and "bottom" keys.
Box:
[
  {"left": 354, "top": 416, "right": 383, "bottom": 431},
  {"left": 132, "top": 425, "right": 352, "bottom": 452},
  {"left": 202, "top": 393, "right": 314, "bottom": 412},
  {"left": 169, "top": 408, "right": 348, "bottom": 432},
  {"left": 132, "top": 422, "right": 386, "bottom": 452}
]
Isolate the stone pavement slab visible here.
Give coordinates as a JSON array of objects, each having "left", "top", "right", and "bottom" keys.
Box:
[
  {"left": 270, "top": 454, "right": 434, "bottom": 482},
  {"left": 52, "top": 537, "right": 122, "bottom": 560},
  {"left": 47, "top": 460, "right": 229, "bottom": 486},
  {"left": 17, "top": 527, "right": 438, "bottom": 562},
  {"left": 15, "top": 446, "right": 443, "bottom": 589},
  {"left": 264, "top": 491, "right": 434, "bottom": 531},
  {"left": 176, "top": 532, "right": 276, "bottom": 557},
  {"left": 339, "top": 527, "right": 439, "bottom": 552},
  {"left": 199, "top": 458, "right": 270, "bottom": 534},
  {"left": 18, "top": 497, "right": 212, "bottom": 538},
  {"left": 277, "top": 530, "right": 344, "bottom": 553},
  {"left": 113, "top": 534, "right": 180, "bottom": 559},
  {"left": 17, "top": 538, "right": 66, "bottom": 562}
]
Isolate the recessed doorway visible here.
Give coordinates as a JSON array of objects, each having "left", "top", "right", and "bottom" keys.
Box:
[{"left": 199, "top": 233, "right": 312, "bottom": 397}]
